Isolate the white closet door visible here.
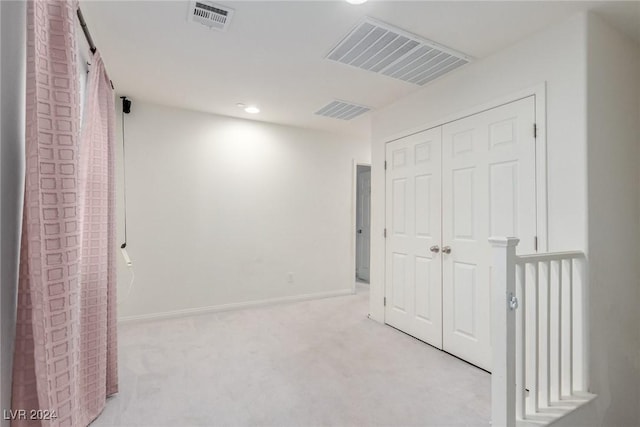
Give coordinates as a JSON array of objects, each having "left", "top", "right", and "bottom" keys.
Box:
[
  {"left": 385, "top": 128, "right": 443, "bottom": 346},
  {"left": 441, "top": 96, "right": 537, "bottom": 370}
]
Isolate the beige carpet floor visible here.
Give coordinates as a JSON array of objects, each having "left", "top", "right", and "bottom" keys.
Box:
[{"left": 91, "top": 284, "right": 490, "bottom": 427}]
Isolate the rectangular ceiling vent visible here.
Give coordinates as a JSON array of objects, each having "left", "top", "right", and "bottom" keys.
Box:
[
  {"left": 188, "top": 1, "right": 234, "bottom": 31},
  {"left": 326, "top": 18, "right": 472, "bottom": 86},
  {"left": 315, "top": 100, "right": 371, "bottom": 121}
]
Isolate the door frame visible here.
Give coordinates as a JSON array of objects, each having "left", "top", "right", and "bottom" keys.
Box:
[
  {"left": 351, "top": 160, "right": 372, "bottom": 294},
  {"left": 382, "top": 83, "right": 548, "bottom": 323}
]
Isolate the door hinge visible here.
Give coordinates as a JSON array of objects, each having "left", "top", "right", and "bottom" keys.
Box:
[
  {"left": 384, "top": 297, "right": 387, "bottom": 306},
  {"left": 383, "top": 228, "right": 387, "bottom": 238},
  {"left": 534, "top": 236, "right": 538, "bottom": 251},
  {"left": 533, "top": 123, "right": 538, "bottom": 138},
  {"left": 384, "top": 160, "right": 387, "bottom": 170}
]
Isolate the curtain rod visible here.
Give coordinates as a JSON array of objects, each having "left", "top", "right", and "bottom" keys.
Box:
[
  {"left": 76, "top": 6, "right": 114, "bottom": 89},
  {"left": 77, "top": 7, "right": 97, "bottom": 55}
]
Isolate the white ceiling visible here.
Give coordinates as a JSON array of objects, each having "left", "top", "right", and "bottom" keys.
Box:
[{"left": 81, "top": 1, "right": 640, "bottom": 137}]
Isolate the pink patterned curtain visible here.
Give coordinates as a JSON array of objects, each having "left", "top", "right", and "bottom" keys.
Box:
[
  {"left": 77, "top": 49, "right": 118, "bottom": 402},
  {"left": 12, "top": 1, "right": 117, "bottom": 426}
]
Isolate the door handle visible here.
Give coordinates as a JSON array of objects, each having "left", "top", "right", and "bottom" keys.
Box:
[
  {"left": 442, "top": 246, "right": 452, "bottom": 254},
  {"left": 430, "top": 245, "right": 440, "bottom": 253},
  {"left": 357, "top": 229, "right": 362, "bottom": 234}
]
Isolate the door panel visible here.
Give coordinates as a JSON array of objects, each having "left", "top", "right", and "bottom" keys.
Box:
[
  {"left": 441, "top": 96, "right": 536, "bottom": 370},
  {"left": 356, "top": 167, "right": 371, "bottom": 282},
  {"left": 385, "top": 128, "right": 443, "bottom": 347}
]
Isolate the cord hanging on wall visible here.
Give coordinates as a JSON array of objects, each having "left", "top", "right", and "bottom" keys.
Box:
[{"left": 120, "top": 96, "right": 132, "bottom": 267}]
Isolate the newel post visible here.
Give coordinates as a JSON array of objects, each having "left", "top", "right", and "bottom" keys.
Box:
[{"left": 489, "top": 237, "right": 519, "bottom": 427}]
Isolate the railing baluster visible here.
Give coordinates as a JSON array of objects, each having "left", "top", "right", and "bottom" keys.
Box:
[
  {"left": 537, "top": 261, "right": 550, "bottom": 407},
  {"left": 516, "top": 263, "right": 526, "bottom": 419},
  {"left": 531, "top": 261, "right": 539, "bottom": 412},
  {"left": 546, "top": 260, "right": 552, "bottom": 407},
  {"left": 557, "top": 259, "right": 563, "bottom": 400},
  {"left": 578, "top": 258, "right": 589, "bottom": 393},
  {"left": 569, "top": 258, "right": 574, "bottom": 395}
]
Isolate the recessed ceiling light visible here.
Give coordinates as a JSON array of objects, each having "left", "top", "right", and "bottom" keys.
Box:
[
  {"left": 244, "top": 106, "right": 260, "bottom": 114},
  {"left": 346, "top": 0, "right": 367, "bottom": 4}
]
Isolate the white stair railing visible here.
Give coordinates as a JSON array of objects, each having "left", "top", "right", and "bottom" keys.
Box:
[{"left": 490, "top": 237, "right": 591, "bottom": 426}]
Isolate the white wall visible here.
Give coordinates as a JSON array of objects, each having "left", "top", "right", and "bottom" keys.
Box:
[
  {"left": 369, "top": 12, "right": 588, "bottom": 322},
  {"left": 115, "top": 101, "right": 370, "bottom": 320},
  {"left": 585, "top": 12, "right": 640, "bottom": 427},
  {"left": 0, "top": 1, "right": 26, "bottom": 424}
]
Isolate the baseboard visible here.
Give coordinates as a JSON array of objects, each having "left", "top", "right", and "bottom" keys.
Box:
[{"left": 118, "top": 288, "right": 354, "bottom": 323}]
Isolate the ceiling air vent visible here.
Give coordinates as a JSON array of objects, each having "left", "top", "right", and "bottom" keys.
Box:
[
  {"left": 326, "top": 18, "right": 472, "bottom": 86},
  {"left": 188, "top": 1, "right": 234, "bottom": 31},
  {"left": 315, "top": 100, "right": 371, "bottom": 121}
]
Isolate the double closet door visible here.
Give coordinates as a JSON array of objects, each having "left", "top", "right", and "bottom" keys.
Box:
[{"left": 384, "top": 96, "right": 537, "bottom": 370}]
